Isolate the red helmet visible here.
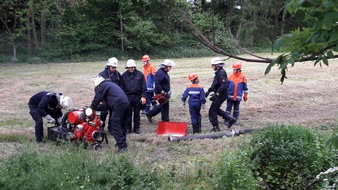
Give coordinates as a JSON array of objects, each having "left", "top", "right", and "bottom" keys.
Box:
[
  {"left": 142, "top": 55, "right": 150, "bottom": 61},
  {"left": 188, "top": 73, "right": 198, "bottom": 81},
  {"left": 232, "top": 63, "right": 242, "bottom": 69}
]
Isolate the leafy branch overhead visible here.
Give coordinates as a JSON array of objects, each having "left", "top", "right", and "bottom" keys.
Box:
[{"left": 172, "top": 0, "right": 337, "bottom": 83}]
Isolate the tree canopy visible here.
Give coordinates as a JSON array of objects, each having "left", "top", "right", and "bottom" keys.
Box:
[{"left": 0, "top": 0, "right": 336, "bottom": 83}]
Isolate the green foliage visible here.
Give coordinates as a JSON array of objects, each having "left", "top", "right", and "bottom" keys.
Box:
[
  {"left": 249, "top": 125, "right": 338, "bottom": 189},
  {"left": 0, "top": 134, "right": 27, "bottom": 143},
  {"left": 212, "top": 150, "right": 259, "bottom": 190},
  {"left": 0, "top": 146, "right": 160, "bottom": 189},
  {"left": 271, "top": 0, "right": 338, "bottom": 82},
  {"left": 326, "top": 125, "right": 338, "bottom": 148}
]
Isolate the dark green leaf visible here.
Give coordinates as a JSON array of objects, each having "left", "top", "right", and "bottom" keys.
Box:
[
  {"left": 322, "top": 57, "right": 329, "bottom": 66},
  {"left": 265, "top": 62, "right": 275, "bottom": 75},
  {"left": 273, "top": 38, "right": 284, "bottom": 51}
]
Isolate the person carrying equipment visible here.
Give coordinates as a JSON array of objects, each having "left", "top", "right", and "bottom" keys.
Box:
[{"left": 146, "top": 59, "right": 175, "bottom": 123}]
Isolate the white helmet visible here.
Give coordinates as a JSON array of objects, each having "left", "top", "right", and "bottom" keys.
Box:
[
  {"left": 125, "top": 59, "right": 136, "bottom": 68},
  {"left": 60, "top": 95, "right": 74, "bottom": 109},
  {"left": 106, "top": 57, "right": 118, "bottom": 67},
  {"left": 91, "top": 75, "right": 105, "bottom": 87},
  {"left": 210, "top": 57, "right": 224, "bottom": 66},
  {"left": 160, "top": 59, "right": 175, "bottom": 68}
]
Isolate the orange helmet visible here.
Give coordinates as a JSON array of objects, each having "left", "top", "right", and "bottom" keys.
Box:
[
  {"left": 142, "top": 55, "right": 150, "bottom": 61},
  {"left": 188, "top": 73, "right": 198, "bottom": 81},
  {"left": 232, "top": 63, "right": 242, "bottom": 69}
]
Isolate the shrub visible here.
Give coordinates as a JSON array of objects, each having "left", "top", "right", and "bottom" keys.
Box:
[
  {"left": 249, "top": 125, "right": 338, "bottom": 189},
  {"left": 0, "top": 145, "right": 160, "bottom": 190},
  {"left": 212, "top": 150, "right": 259, "bottom": 190}
]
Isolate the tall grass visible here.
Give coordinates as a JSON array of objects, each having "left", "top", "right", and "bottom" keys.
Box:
[
  {"left": 0, "top": 125, "right": 336, "bottom": 189},
  {"left": 0, "top": 144, "right": 161, "bottom": 190}
]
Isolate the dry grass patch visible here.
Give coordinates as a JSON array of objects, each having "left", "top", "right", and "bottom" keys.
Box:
[{"left": 0, "top": 56, "right": 337, "bottom": 168}]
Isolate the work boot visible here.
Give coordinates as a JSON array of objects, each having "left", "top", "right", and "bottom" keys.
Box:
[
  {"left": 134, "top": 128, "right": 141, "bottom": 134},
  {"left": 198, "top": 118, "right": 202, "bottom": 133},
  {"left": 146, "top": 113, "right": 153, "bottom": 123},
  {"left": 197, "top": 124, "right": 201, "bottom": 133},
  {"left": 210, "top": 124, "right": 220, "bottom": 132},
  {"left": 117, "top": 146, "right": 128, "bottom": 154},
  {"left": 192, "top": 124, "right": 198, "bottom": 134},
  {"left": 224, "top": 121, "right": 230, "bottom": 127},
  {"left": 227, "top": 117, "right": 237, "bottom": 129}
]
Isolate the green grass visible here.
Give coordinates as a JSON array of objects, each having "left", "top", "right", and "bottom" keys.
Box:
[{"left": 0, "top": 55, "right": 337, "bottom": 189}]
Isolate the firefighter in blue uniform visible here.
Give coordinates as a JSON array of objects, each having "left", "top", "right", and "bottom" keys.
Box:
[
  {"left": 90, "top": 75, "right": 129, "bottom": 153},
  {"left": 182, "top": 73, "right": 206, "bottom": 133},
  {"left": 146, "top": 59, "right": 175, "bottom": 123},
  {"left": 98, "top": 57, "right": 122, "bottom": 132},
  {"left": 28, "top": 91, "right": 73, "bottom": 143},
  {"left": 205, "top": 57, "right": 237, "bottom": 131},
  {"left": 120, "top": 59, "right": 147, "bottom": 134}
]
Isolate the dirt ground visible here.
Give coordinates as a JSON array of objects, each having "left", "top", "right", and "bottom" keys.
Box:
[{"left": 0, "top": 55, "right": 337, "bottom": 165}]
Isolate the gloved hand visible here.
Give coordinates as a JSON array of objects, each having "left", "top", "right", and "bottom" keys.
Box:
[
  {"left": 205, "top": 91, "right": 210, "bottom": 98},
  {"left": 202, "top": 103, "right": 206, "bottom": 110},
  {"left": 57, "top": 117, "right": 63, "bottom": 125},
  {"left": 140, "top": 97, "right": 146, "bottom": 105},
  {"left": 166, "top": 90, "right": 171, "bottom": 97},
  {"left": 153, "top": 94, "right": 163, "bottom": 100},
  {"left": 45, "top": 115, "right": 55, "bottom": 124},
  {"left": 243, "top": 94, "right": 248, "bottom": 101},
  {"left": 209, "top": 94, "right": 216, "bottom": 101},
  {"left": 183, "top": 102, "right": 186, "bottom": 108}
]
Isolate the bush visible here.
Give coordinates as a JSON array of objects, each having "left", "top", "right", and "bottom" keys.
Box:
[
  {"left": 249, "top": 125, "right": 338, "bottom": 189},
  {"left": 212, "top": 150, "right": 259, "bottom": 190},
  {"left": 0, "top": 145, "right": 160, "bottom": 190}
]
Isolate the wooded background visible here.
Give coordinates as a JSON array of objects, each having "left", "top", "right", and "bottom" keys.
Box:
[{"left": 0, "top": 0, "right": 306, "bottom": 62}]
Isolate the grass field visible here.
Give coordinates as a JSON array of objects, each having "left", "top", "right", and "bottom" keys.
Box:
[{"left": 0, "top": 55, "right": 337, "bottom": 171}]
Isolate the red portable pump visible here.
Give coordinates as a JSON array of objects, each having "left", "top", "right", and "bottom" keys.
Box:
[{"left": 48, "top": 107, "right": 108, "bottom": 150}]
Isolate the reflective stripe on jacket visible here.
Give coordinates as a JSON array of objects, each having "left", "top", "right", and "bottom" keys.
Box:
[
  {"left": 182, "top": 83, "right": 206, "bottom": 105},
  {"left": 227, "top": 73, "right": 248, "bottom": 101},
  {"left": 143, "top": 63, "right": 156, "bottom": 92}
]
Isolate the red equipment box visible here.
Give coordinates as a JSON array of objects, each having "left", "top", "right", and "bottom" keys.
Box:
[{"left": 157, "top": 122, "right": 187, "bottom": 137}]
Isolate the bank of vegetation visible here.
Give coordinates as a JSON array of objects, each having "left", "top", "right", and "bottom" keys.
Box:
[{"left": 0, "top": 125, "right": 337, "bottom": 189}]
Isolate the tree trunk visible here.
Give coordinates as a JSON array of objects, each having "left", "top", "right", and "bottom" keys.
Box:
[
  {"left": 12, "top": 42, "right": 17, "bottom": 61},
  {"left": 120, "top": 16, "right": 124, "bottom": 53},
  {"left": 40, "top": 0, "right": 48, "bottom": 48},
  {"left": 29, "top": 1, "right": 40, "bottom": 51},
  {"left": 26, "top": 6, "right": 32, "bottom": 55},
  {"left": 280, "top": 10, "right": 285, "bottom": 35}
]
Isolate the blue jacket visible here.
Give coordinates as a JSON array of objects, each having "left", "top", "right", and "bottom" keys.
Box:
[
  {"left": 182, "top": 83, "right": 206, "bottom": 105},
  {"left": 154, "top": 68, "right": 170, "bottom": 94},
  {"left": 207, "top": 67, "right": 229, "bottom": 98},
  {"left": 91, "top": 81, "right": 128, "bottom": 109},
  {"left": 28, "top": 91, "right": 62, "bottom": 117},
  {"left": 99, "top": 67, "right": 122, "bottom": 86}
]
